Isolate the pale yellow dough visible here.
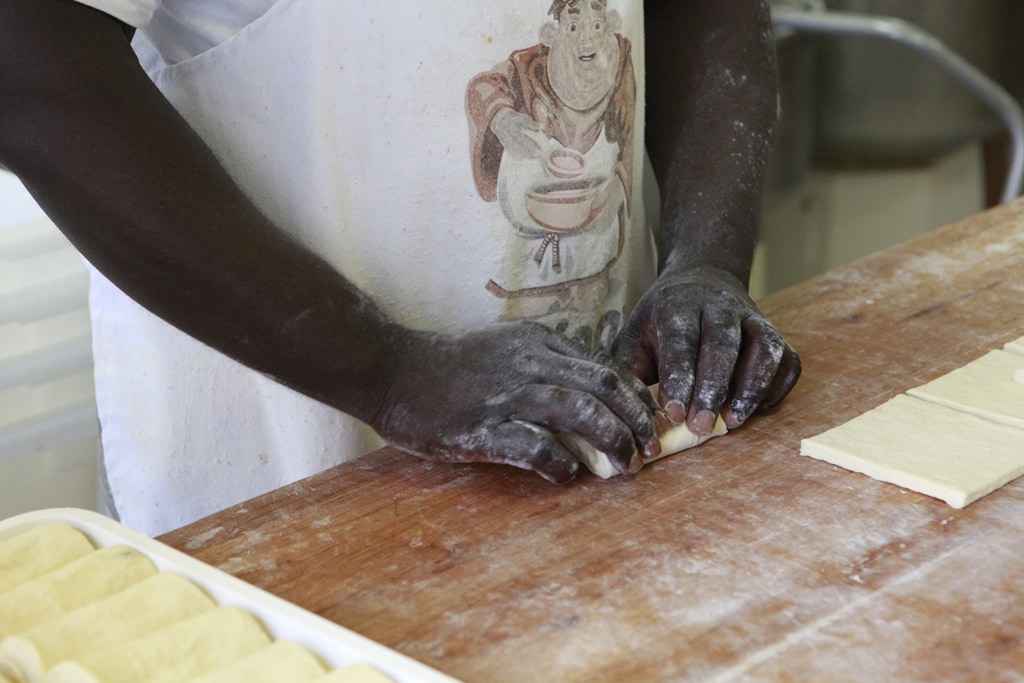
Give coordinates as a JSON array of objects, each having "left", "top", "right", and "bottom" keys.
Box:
[
  {"left": 0, "top": 523, "right": 95, "bottom": 593},
  {"left": 0, "top": 572, "right": 214, "bottom": 683},
  {"left": 0, "top": 546, "right": 155, "bottom": 640},
  {"left": 1004, "top": 334, "right": 1024, "bottom": 356},
  {"left": 560, "top": 385, "right": 727, "bottom": 478},
  {"left": 180, "top": 640, "right": 327, "bottom": 683},
  {"left": 907, "top": 349, "right": 1024, "bottom": 429},
  {"left": 46, "top": 606, "right": 272, "bottom": 683},
  {"left": 801, "top": 394, "right": 1024, "bottom": 508},
  {"left": 311, "top": 663, "right": 397, "bottom": 683}
]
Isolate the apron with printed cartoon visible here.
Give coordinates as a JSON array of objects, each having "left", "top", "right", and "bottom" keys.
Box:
[{"left": 91, "top": 0, "right": 656, "bottom": 535}]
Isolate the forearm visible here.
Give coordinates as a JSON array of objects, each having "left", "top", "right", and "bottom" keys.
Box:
[
  {"left": 645, "top": 0, "right": 778, "bottom": 283},
  {"left": 0, "top": 0, "right": 400, "bottom": 423}
]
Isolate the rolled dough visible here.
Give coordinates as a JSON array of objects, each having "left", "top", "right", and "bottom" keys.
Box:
[
  {"left": 47, "top": 606, "right": 272, "bottom": 683},
  {"left": 312, "top": 663, "right": 397, "bottom": 683},
  {"left": 906, "top": 349, "right": 1024, "bottom": 429},
  {"left": 0, "top": 545, "right": 156, "bottom": 638},
  {"left": 800, "top": 394, "right": 1024, "bottom": 508},
  {"left": 1004, "top": 334, "right": 1024, "bottom": 356},
  {"left": 0, "top": 572, "right": 215, "bottom": 683},
  {"left": 0, "top": 522, "right": 94, "bottom": 593},
  {"left": 179, "top": 640, "right": 327, "bottom": 683},
  {"left": 560, "top": 385, "right": 727, "bottom": 478}
]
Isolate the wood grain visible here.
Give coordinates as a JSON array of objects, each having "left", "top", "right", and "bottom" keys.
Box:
[{"left": 161, "top": 199, "right": 1024, "bottom": 682}]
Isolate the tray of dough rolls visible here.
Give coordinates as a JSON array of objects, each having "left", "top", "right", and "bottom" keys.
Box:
[{"left": 0, "top": 508, "right": 462, "bottom": 683}]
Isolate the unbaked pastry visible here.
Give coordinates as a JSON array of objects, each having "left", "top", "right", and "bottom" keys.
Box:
[
  {"left": 800, "top": 394, "right": 1024, "bottom": 508},
  {"left": 907, "top": 349, "right": 1024, "bottom": 429},
  {"left": 0, "top": 523, "right": 94, "bottom": 594},
  {"left": 47, "top": 606, "right": 271, "bottom": 683}
]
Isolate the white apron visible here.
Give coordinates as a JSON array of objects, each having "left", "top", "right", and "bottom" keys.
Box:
[{"left": 90, "top": 0, "right": 656, "bottom": 535}]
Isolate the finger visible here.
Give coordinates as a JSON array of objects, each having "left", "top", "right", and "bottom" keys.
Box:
[
  {"left": 758, "top": 341, "right": 802, "bottom": 412},
  {"left": 508, "top": 385, "right": 640, "bottom": 474},
  {"left": 686, "top": 309, "right": 742, "bottom": 435},
  {"left": 653, "top": 309, "right": 702, "bottom": 426},
  {"left": 539, "top": 356, "right": 658, "bottom": 453},
  {"left": 610, "top": 316, "right": 658, "bottom": 385},
  {"left": 720, "top": 317, "right": 786, "bottom": 429},
  {"left": 488, "top": 420, "right": 581, "bottom": 483}
]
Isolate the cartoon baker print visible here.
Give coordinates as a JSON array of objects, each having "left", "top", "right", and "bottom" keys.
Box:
[{"left": 466, "top": 0, "right": 636, "bottom": 343}]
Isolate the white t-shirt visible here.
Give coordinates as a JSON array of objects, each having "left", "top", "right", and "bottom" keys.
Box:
[{"left": 79, "top": 0, "right": 657, "bottom": 535}]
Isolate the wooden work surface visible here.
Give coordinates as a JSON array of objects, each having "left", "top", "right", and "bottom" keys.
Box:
[{"left": 161, "top": 199, "right": 1024, "bottom": 682}]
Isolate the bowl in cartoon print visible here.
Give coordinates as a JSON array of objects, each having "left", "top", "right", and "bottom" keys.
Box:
[
  {"left": 545, "top": 148, "right": 586, "bottom": 178},
  {"left": 525, "top": 175, "right": 610, "bottom": 233}
]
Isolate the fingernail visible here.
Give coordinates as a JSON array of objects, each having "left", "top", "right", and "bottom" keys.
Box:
[
  {"left": 654, "top": 410, "right": 672, "bottom": 437},
  {"left": 693, "top": 410, "right": 716, "bottom": 435},
  {"left": 665, "top": 400, "right": 686, "bottom": 425},
  {"left": 722, "top": 406, "right": 744, "bottom": 430},
  {"left": 644, "top": 437, "right": 662, "bottom": 461},
  {"left": 628, "top": 451, "right": 643, "bottom": 473}
]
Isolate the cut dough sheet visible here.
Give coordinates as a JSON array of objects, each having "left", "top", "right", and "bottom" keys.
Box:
[
  {"left": 0, "top": 545, "right": 156, "bottom": 638},
  {"left": 0, "top": 522, "right": 95, "bottom": 593},
  {"left": 0, "top": 572, "right": 215, "bottom": 683},
  {"left": 800, "top": 394, "right": 1024, "bottom": 508},
  {"left": 311, "top": 663, "right": 397, "bottom": 683},
  {"left": 560, "top": 385, "right": 728, "bottom": 478},
  {"left": 906, "top": 349, "right": 1024, "bottom": 429},
  {"left": 180, "top": 640, "right": 327, "bottom": 683},
  {"left": 47, "top": 606, "right": 272, "bottom": 683}
]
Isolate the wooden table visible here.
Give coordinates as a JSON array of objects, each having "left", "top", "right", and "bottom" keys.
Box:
[{"left": 161, "top": 199, "right": 1024, "bottom": 682}]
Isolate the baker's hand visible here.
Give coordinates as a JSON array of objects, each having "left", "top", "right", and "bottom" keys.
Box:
[
  {"left": 612, "top": 266, "right": 801, "bottom": 435},
  {"left": 371, "top": 322, "right": 662, "bottom": 483}
]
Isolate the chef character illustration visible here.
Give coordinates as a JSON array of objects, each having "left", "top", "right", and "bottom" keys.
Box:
[{"left": 466, "top": 0, "right": 636, "bottom": 341}]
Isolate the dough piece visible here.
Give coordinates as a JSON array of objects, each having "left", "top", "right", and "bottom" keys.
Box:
[
  {"left": 0, "top": 523, "right": 95, "bottom": 593},
  {"left": 561, "top": 417, "right": 727, "bottom": 478},
  {"left": 560, "top": 384, "right": 728, "bottom": 478},
  {"left": 47, "top": 606, "right": 272, "bottom": 683},
  {"left": 1004, "top": 334, "right": 1024, "bottom": 355},
  {"left": 311, "top": 663, "right": 396, "bottom": 683},
  {"left": 906, "top": 349, "right": 1024, "bottom": 429},
  {"left": 180, "top": 640, "right": 327, "bottom": 683},
  {"left": 1015, "top": 368, "right": 1024, "bottom": 386},
  {"left": 0, "top": 546, "right": 156, "bottom": 638},
  {"left": 800, "top": 394, "right": 1024, "bottom": 508},
  {"left": 0, "top": 572, "right": 214, "bottom": 683}
]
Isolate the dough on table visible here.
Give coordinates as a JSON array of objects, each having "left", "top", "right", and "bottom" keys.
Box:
[
  {"left": 0, "top": 546, "right": 156, "bottom": 639},
  {"left": 906, "top": 349, "right": 1024, "bottom": 429},
  {"left": 0, "top": 523, "right": 95, "bottom": 593},
  {"left": 1015, "top": 368, "right": 1024, "bottom": 386},
  {"left": 1004, "top": 334, "right": 1024, "bottom": 355},
  {"left": 311, "top": 663, "right": 396, "bottom": 683},
  {"left": 180, "top": 640, "right": 327, "bottom": 683},
  {"left": 560, "top": 385, "right": 727, "bottom": 479},
  {"left": 0, "top": 572, "right": 214, "bottom": 683},
  {"left": 800, "top": 394, "right": 1024, "bottom": 508},
  {"left": 46, "top": 606, "right": 272, "bottom": 683}
]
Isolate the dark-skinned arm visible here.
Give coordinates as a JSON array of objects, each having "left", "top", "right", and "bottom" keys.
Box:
[
  {"left": 0, "top": 0, "right": 663, "bottom": 481},
  {"left": 616, "top": 0, "right": 801, "bottom": 434}
]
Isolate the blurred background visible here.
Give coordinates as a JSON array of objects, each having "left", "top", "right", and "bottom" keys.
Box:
[{"left": 2, "top": 0, "right": 1023, "bottom": 516}]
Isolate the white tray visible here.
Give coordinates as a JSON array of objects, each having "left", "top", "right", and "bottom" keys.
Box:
[{"left": 0, "top": 508, "right": 462, "bottom": 683}]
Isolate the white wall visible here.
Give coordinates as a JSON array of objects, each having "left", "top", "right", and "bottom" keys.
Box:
[{"left": 0, "top": 172, "right": 100, "bottom": 518}]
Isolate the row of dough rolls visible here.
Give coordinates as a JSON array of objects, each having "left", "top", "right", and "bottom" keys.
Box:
[{"left": 0, "top": 521, "right": 395, "bottom": 683}]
